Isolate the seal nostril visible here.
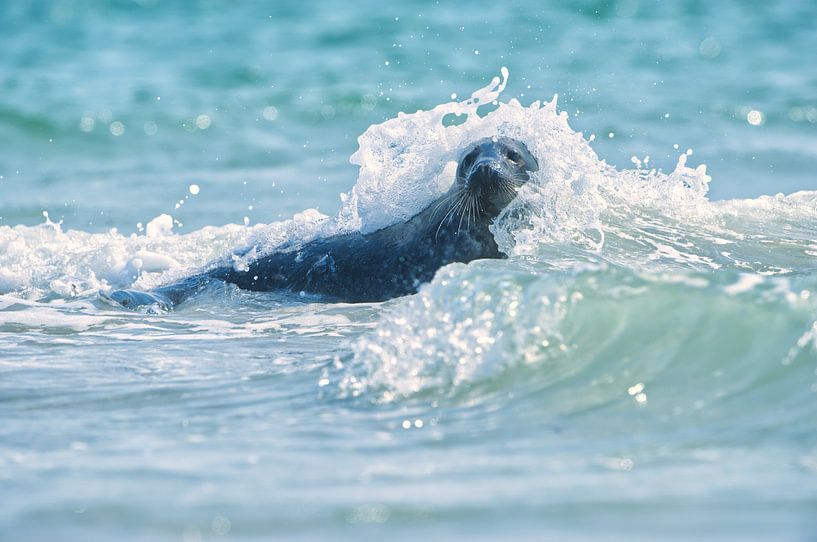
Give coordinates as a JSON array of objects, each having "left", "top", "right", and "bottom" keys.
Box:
[
  {"left": 466, "top": 161, "right": 504, "bottom": 193},
  {"left": 470, "top": 158, "right": 501, "bottom": 176}
]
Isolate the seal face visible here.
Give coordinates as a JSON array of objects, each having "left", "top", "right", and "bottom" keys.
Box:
[
  {"left": 106, "top": 137, "right": 539, "bottom": 308},
  {"left": 452, "top": 136, "right": 539, "bottom": 221}
]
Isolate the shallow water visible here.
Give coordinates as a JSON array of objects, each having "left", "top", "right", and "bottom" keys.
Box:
[{"left": 2, "top": 1, "right": 817, "bottom": 540}]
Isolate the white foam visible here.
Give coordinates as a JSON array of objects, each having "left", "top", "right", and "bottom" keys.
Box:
[
  {"left": 2, "top": 68, "right": 816, "bottom": 301},
  {"left": 724, "top": 274, "right": 765, "bottom": 295},
  {"left": 0, "top": 217, "right": 254, "bottom": 298},
  {"left": 145, "top": 214, "right": 174, "bottom": 238}
]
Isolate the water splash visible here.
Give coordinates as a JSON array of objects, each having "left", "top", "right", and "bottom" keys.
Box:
[{"left": 326, "top": 69, "right": 817, "bottom": 402}]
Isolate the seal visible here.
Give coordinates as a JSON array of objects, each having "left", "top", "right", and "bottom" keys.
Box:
[{"left": 106, "top": 137, "right": 538, "bottom": 309}]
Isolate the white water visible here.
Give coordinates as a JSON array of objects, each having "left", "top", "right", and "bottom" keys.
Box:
[{"left": 2, "top": 69, "right": 817, "bottom": 542}]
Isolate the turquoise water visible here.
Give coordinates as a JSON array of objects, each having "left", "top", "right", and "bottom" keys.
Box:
[{"left": 2, "top": 1, "right": 817, "bottom": 540}]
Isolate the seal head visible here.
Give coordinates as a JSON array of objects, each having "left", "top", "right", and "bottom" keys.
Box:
[{"left": 454, "top": 136, "right": 539, "bottom": 219}]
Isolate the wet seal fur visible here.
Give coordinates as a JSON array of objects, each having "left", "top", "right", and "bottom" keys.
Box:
[{"left": 105, "top": 137, "right": 539, "bottom": 310}]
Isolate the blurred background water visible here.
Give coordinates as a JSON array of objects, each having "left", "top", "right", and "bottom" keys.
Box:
[
  {"left": 2, "top": 0, "right": 816, "bottom": 232},
  {"left": 1, "top": 1, "right": 817, "bottom": 541}
]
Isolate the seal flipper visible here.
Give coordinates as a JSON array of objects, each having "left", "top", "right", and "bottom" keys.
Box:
[
  {"left": 104, "top": 273, "right": 215, "bottom": 311},
  {"left": 102, "top": 289, "right": 173, "bottom": 311}
]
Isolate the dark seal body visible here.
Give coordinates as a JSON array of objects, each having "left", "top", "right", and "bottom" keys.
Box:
[
  {"left": 106, "top": 137, "right": 538, "bottom": 310},
  {"left": 213, "top": 200, "right": 503, "bottom": 302}
]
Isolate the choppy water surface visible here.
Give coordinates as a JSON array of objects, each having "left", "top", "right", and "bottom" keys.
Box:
[{"left": 2, "top": 1, "right": 817, "bottom": 540}]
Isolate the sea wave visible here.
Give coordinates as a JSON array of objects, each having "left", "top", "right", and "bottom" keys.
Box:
[
  {"left": 338, "top": 260, "right": 817, "bottom": 410},
  {"left": 2, "top": 71, "right": 816, "bottom": 414}
]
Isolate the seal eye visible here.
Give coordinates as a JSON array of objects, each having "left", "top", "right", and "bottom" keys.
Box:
[{"left": 506, "top": 150, "right": 521, "bottom": 163}]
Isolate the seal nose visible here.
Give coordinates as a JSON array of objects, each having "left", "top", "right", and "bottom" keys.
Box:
[
  {"left": 466, "top": 156, "right": 502, "bottom": 189},
  {"left": 472, "top": 156, "right": 500, "bottom": 172}
]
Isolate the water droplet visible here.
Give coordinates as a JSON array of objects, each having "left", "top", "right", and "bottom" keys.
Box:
[
  {"left": 195, "top": 114, "right": 211, "bottom": 130},
  {"left": 747, "top": 110, "right": 764, "bottom": 126},
  {"left": 699, "top": 37, "right": 722, "bottom": 59},
  {"left": 263, "top": 106, "right": 278, "bottom": 121}
]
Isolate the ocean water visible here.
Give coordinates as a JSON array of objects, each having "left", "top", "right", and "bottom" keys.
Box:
[{"left": 2, "top": 1, "right": 817, "bottom": 540}]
